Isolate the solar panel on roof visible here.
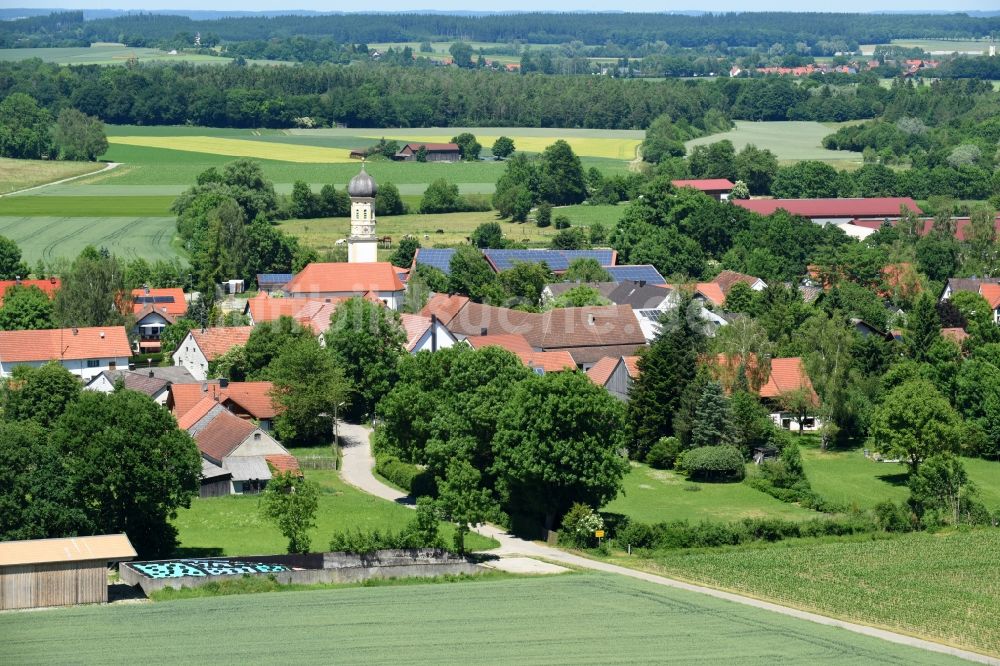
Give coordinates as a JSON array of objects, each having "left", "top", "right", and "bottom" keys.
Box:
[
  {"left": 606, "top": 265, "right": 666, "bottom": 285},
  {"left": 257, "top": 273, "right": 292, "bottom": 284},
  {"left": 135, "top": 295, "right": 176, "bottom": 304},
  {"left": 414, "top": 249, "right": 456, "bottom": 275}
]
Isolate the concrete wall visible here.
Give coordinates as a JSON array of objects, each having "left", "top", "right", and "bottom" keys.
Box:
[{"left": 121, "top": 549, "right": 482, "bottom": 594}]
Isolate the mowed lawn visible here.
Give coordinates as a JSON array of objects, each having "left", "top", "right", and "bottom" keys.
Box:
[
  {"left": 0, "top": 158, "right": 105, "bottom": 194},
  {"left": 0, "top": 216, "right": 178, "bottom": 263},
  {"left": 612, "top": 530, "right": 1000, "bottom": 657},
  {"left": 173, "top": 467, "right": 497, "bottom": 556},
  {"left": 0, "top": 573, "right": 964, "bottom": 665},
  {"left": 685, "top": 120, "right": 863, "bottom": 164},
  {"left": 604, "top": 462, "right": 821, "bottom": 524}
]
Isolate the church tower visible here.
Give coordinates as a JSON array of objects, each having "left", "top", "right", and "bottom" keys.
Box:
[{"left": 347, "top": 166, "right": 378, "bottom": 264}]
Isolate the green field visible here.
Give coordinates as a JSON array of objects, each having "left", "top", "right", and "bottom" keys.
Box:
[
  {"left": 0, "top": 43, "right": 285, "bottom": 66},
  {"left": 860, "top": 39, "right": 991, "bottom": 55},
  {"left": 173, "top": 467, "right": 497, "bottom": 556},
  {"left": 0, "top": 158, "right": 105, "bottom": 194},
  {"left": 685, "top": 121, "right": 863, "bottom": 164},
  {"left": 0, "top": 573, "right": 964, "bottom": 664},
  {"left": 0, "top": 216, "right": 177, "bottom": 263},
  {"left": 612, "top": 529, "right": 1000, "bottom": 657},
  {"left": 604, "top": 462, "right": 821, "bottom": 523}
]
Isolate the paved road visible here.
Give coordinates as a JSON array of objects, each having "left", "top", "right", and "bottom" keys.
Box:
[{"left": 336, "top": 421, "right": 996, "bottom": 665}]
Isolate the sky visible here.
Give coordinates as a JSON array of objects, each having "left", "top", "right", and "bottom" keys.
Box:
[{"left": 9, "top": 2, "right": 1000, "bottom": 13}]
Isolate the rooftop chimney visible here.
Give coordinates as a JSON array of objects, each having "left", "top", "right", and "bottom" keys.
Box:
[
  {"left": 100, "top": 331, "right": 105, "bottom": 339},
  {"left": 72, "top": 327, "right": 78, "bottom": 335},
  {"left": 149, "top": 370, "right": 155, "bottom": 378},
  {"left": 201, "top": 382, "right": 208, "bottom": 393},
  {"left": 219, "top": 378, "right": 229, "bottom": 389}
]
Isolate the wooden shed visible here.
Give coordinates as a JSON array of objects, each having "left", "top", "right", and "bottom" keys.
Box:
[{"left": 0, "top": 534, "right": 137, "bottom": 610}]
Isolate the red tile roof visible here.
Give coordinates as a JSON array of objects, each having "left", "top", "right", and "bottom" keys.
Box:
[
  {"left": 713, "top": 270, "right": 762, "bottom": 295},
  {"left": 522, "top": 351, "right": 577, "bottom": 372},
  {"left": 671, "top": 179, "right": 735, "bottom": 192},
  {"left": 734, "top": 198, "right": 922, "bottom": 219},
  {"left": 193, "top": 409, "right": 259, "bottom": 461},
  {"left": 465, "top": 333, "right": 535, "bottom": 355},
  {"left": 712, "top": 354, "right": 817, "bottom": 402},
  {"left": 420, "top": 293, "right": 470, "bottom": 325},
  {"left": 694, "top": 282, "right": 726, "bottom": 307},
  {"left": 189, "top": 327, "right": 253, "bottom": 361},
  {"left": 176, "top": 395, "right": 217, "bottom": 431},
  {"left": 171, "top": 381, "right": 279, "bottom": 420},
  {"left": 467, "top": 333, "right": 575, "bottom": 372},
  {"left": 0, "top": 326, "right": 130, "bottom": 363},
  {"left": 265, "top": 454, "right": 302, "bottom": 477},
  {"left": 131, "top": 287, "right": 186, "bottom": 316},
  {"left": 622, "top": 356, "right": 641, "bottom": 378},
  {"left": 980, "top": 284, "right": 1000, "bottom": 309},
  {"left": 586, "top": 356, "right": 620, "bottom": 386},
  {"left": 399, "top": 142, "right": 460, "bottom": 152},
  {"left": 284, "top": 262, "right": 404, "bottom": 295},
  {"left": 0, "top": 278, "right": 61, "bottom": 307},
  {"left": 399, "top": 313, "right": 432, "bottom": 352}
]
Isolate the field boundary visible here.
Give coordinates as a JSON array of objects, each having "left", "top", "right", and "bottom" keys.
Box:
[{"left": 1, "top": 162, "right": 120, "bottom": 198}]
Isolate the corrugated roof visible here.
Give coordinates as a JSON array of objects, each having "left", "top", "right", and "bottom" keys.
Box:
[
  {"left": 0, "top": 534, "right": 136, "bottom": 567},
  {"left": 0, "top": 326, "right": 131, "bottom": 363},
  {"left": 671, "top": 178, "right": 735, "bottom": 191},
  {"left": 285, "top": 262, "right": 404, "bottom": 295},
  {"left": 189, "top": 327, "right": 253, "bottom": 361},
  {"left": 223, "top": 456, "right": 272, "bottom": 482},
  {"left": 201, "top": 458, "right": 232, "bottom": 481},
  {"left": 734, "top": 197, "right": 922, "bottom": 218}
]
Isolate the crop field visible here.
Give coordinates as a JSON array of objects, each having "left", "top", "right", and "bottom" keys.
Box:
[
  {"left": 0, "top": 195, "right": 174, "bottom": 217},
  {"left": 107, "top": 136, "right": 357, "bottom": 163},
  {"left": 0, "top": 573, "right": 964, "bottom": 664},
  {"left": 604, "top": 462, "right": 820, "bottom": 524},
  {"left": 860, "top": 40, "right": 991, "bottom": 55},
  {"left": 0, "top": 216, "right": 177, "bottom": 264},
  {"left": 685, "top": 121, "right": 863, "bottom": 164},
  {"left": 0, "top": 158, "right": 105, "bottom": 195},
  {"left": 613, "top": 529, "right": 1000, "bottom": 657},
  {"left": 173, "top": 468, "right": 497, "bottom": 556},
  {"left": 0, "top": 44, "right": 234, "bottom": 65}
]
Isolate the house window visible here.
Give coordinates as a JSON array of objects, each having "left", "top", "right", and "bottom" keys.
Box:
[
  {"left": 86, "top": 359, "right": 100, "bottom": 368},
  {"left": 108, "top": 361, "right": 116, "bottom": 371},
  {"left": 803, "top": 417, "right": 816, "bottom": 428},
  {"left": 781, "top": 418, "right": 791, "bottom": 429}
]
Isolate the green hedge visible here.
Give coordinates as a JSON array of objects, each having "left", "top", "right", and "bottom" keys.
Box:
[
  {"left": 375, "top": 455, "right": 437, "bottom": 497},
  {"left": 677, "top": 445, "right": 745, "bottom": 482}
]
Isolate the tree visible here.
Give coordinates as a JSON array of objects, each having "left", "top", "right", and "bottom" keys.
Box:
[
  {"left": 713, "top": 317, "right": 773, "bottom": 393},
  {"left": 240, "top": 315, "right": 313, "bottom": 379},
  {"left": 563, "top": 258, "right": 611, "bottom": 283},
  {"left": 730, "top": 180, "right": 750, "bottom": 200},
  {"left": 450, "top": 132, "right": 482, "bottom": 161},
  {"left": 420, "top": 179, "right": 464, "bottom": 214},
  {"left": 374, "top": 182, "right": 405, "bottom": 216},
  {"left": 915, "top": 233, "right": 960, "bottom": 283},
  {"left": 0, "top": 285, "right": 54, "bottom": 330},
  {"left": 52, "top": 247, "right": 129, "bottom": 328},
  {"left": 867, "top": 378, "right": 963, "bottom": 474},
  {"left": 318, "top": 184, "right": 350, "bottom": 217},
  {"left": 690, "top": 381, "right": 732, "bottom": 447},
  {"left": 1, "top": 362, "right": 81, "bottom": 425},
  {"left": 491, "top": 136, "right": 515, "bottom": 159},
  {"left": 326, "top": 297, "right": 406, "bottom": 419},
  {"left": 734, "top": 144, "right": 778, "bottom": 195},
  {"left": 493, "top": 153, "right": 538, "bottom": 221},
  {"left": 535, "top": 202, "right": 552, "bottom": 228},
  {"left": 0, "top": 235, "right": 29, "bottom": 280},
  {"left": 771, "top": 161, "right": 839, "bottom": 198},
  {"left": 415, "top": 145, "right": 428, "bottom": 162},
  {"left": 494, "top": 184, "right": 533, "bottom": 222},
  {"left": 538, "top": 140, "right": 587, "bottom": 205},
  {"left": 723, "top": 281, "right": 755, "bottom": 312},
  {"left": 777, "top": 387, "right": 816, "bottom": 434},
  {"left": 550, "top": 227, "right": 588, "bottom": 250},
  {"left": 449, "top": 41, "right": 475, "bottom": 68},
  {"left": 0, "top": 93, "right": 53, "bottom": 159},
  {"left": 447, "top": 246, "right": 497, "bottom": 302},
  {"left": 498, "top": 261, "right": 551, "bottom": 307},
  {"left": 471, "top": 221, "right": 505, "bottom": 249},
  {"left": 688, "top": 140, "right": 736, "bottom": 180},
  {"left": 640, "top": 114, "right": 688, "bottom": 164},
  {"left": 907, "top": 454, "right": 979, "bottom": 526},
  {"left": 289, "top": 180, "right": 319, "bottom": 218},
  {"left": 904, "top": 293, "right": 941, "bottom": 363},
  {"left": 494, "top": 371, "right": 629, "bottom": 530},
  {"left": 159, "top": 318, "right": 195, "bottom": 359},
  {"left": 260, "top": 472, "right": 320, "bottom": 554},
  {"left": 52, "top": 108, "right": 107, "bottom": 161},
  {"left": 628, "top": 293, "right": 707, "bottom": 458},
  {"left": 436, "top": 458, "right": 491, "bottom": 553},
  {"left": 589, "top": 222, "right": 607, "bottom": 246},
  {"left": 49, "top": 390, "right": 201, "bottom": 557},
  {"left": 268, "top": 337, "right": 351, "bottom": 444},
  {"left": 548, "top": 285, "right": 610, "bottom": 309},
  {"left": 389, "top": 236, "right": 420, "bottom": 268}
]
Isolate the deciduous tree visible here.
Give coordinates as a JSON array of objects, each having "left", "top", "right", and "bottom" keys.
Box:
[
  {"left": 261, "top": 472, "right": 320, "bottom": 554},
  {"left": 868, "top": 378, "right": 963, "bottom": 473}
]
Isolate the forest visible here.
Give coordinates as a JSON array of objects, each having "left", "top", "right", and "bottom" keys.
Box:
[{"left": 3, "top": 11, "right": 1000, "bottom": 53}]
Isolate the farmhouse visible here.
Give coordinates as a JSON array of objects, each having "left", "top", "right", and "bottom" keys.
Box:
[
  {"left": 283, "top": 263, "right": 405, "bottom": 310},
  {"left": 713, "top": 355, "right": 820, "bottom": 431},
  {"left": 132, "top": 287, "right": 187, "bottom": 352},
  {"left": 733, "top": 197, "right": 922, "bottom": 226},
  {"left": 671, "top": 178, "right": 735, "bottom": 200},
  {"left": 170, "top": 379, "right": 280, "bottom": 432},
  {"left": 0, "top": 326, "right": 131, "bottom": 381},
  {"left": 172, "top": 326, "right": 253, "bottom": 381},
  {"left": 393, "top": 142, "right": 462, "bottom": 162},
  {"left": 0, "top": 277, "right": 61, "bottom": 306},
  {"left": 0, "top": 534, "right": 136, "bottom": 610}
]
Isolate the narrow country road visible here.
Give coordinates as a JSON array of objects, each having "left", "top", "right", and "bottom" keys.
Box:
[
  {"left": 335, "top": 421, "right": 995, "bottom": 665},
  {"left": 0, "top": 162, "right": 121, "bottom": 198}
]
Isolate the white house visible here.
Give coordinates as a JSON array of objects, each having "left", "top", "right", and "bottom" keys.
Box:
[
  {"left": 172, "top": 326, "right": 252, "bottom": 381},
  {"left": 84, "top": 369, "right": 171, "bottom": 405},
  {"left": 0, "top": 326, "right": 131, "bottom": 381},
  {"left": 400, "top": 313, "right": 458, "bottom": 353}
]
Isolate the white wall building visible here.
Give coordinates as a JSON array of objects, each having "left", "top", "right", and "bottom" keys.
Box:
[{"left": 0, "top": 327, "right": 131, "bottom": 381}]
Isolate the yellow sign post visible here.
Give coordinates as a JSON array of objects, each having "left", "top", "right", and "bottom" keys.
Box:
[{"left": 594, "top": 530, "right": 605, "bottom": 538}]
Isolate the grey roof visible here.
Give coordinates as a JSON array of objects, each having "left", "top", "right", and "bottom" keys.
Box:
[
  {"left": 607, "top": 281, "right": 671, "bottom": 309},
  {"left": 347, "top": 167, "right": 377, "bottom": 198},
  {"left": 123, "top": 365, "right": 198, "bottom": 384},
  {"left": 222, "top": 456, "right": 272, "bottom": 482},
  {"left": 189, "top": 404, "right": 226, "bottom": 437},
  {"left": 945, "top": 277, "right": 1000, "bottom": 296},
  {"left": 201, "top": 458, "right": 232, "bottom": 482},
  {"left": 798, "top": 285, "right": 823, "bottom": 304}
]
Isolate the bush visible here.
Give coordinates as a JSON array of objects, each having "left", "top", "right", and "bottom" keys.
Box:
[
  {"left": 559, "top": 503, "right": 604, "bottom": 548},
  {"left": 329, "top": 498, "right": 445, "bottom": 553},
  {"left": 375, "top": 455, "right": 437, "bottom": 497},
  {"left": 535, "top": 202, "right": 552, "bottom": 228},
  {"left": 646, "top": 436, "right": 683, "bottom": 469},
  {"left": 554, "top": 215, "right": 571, "bottom": 229},
  {"left": 677, "top": 446, "right": 745, "bottom": 482},
  {"left": 873, "top": 500, "right": 916, "bottom": 533}
]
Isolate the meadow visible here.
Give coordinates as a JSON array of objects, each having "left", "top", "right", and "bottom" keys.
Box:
[
  {"left": 604, "top": 462, "right": 820, "bottom": 524},
  {"left": 0, "top": 43, "right": 233, "bottom": 65},
  {"left": 684, "top": 120, "right": 863, "bottom": 164},
  {"left": 0, "top": 158, "right": 105, "bottom": 194},
  {"left": 0, "top": 573, "right": 964, "bottom": 664},
  {"left": 612, "top": 529, "right": 1000, "bottom": 657},
  {"left": 0, "top": 216, "right": 177, "bottom": 264},
  {"left": 860, "top": 39, "right": 991, "bottom": 55},
  {"left": 172, "top": 466, "right": 497, "bottom": 556}
]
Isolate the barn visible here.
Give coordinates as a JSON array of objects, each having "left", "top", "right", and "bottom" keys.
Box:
[{"left": 0, "top": 534, "right": 137, "bottom": 610}]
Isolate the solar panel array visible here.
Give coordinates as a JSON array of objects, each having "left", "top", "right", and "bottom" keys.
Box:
[
  {"left": 134, "top": 295, "right": 176, "bottom": 304},
  {"left": 484, "top": 249, "right": 615, "bottom": 272},
  {"left": 414, "top": 248, "right": 457, "bottom": 275},
  {"left": 257, "top": 273, "right": 293, "bottom": 285},
  {"left": 606, "top": 265, "right": 667, "bottom": 285}
]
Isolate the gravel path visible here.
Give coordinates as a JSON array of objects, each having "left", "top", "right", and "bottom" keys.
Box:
[
  {"left": 336, "top": 420, "right": 996, "bottom": 664},
  {"left": 0, "top": 162, "right": 121, "bottom": 198}
]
